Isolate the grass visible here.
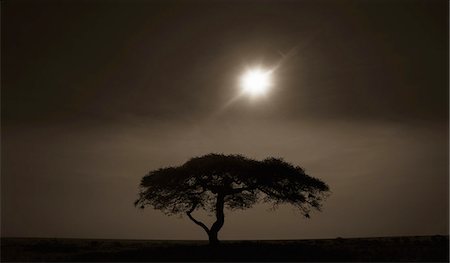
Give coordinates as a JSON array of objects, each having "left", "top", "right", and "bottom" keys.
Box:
[{"left": 1, "top": 235, "right": 448, "bottom": 262}]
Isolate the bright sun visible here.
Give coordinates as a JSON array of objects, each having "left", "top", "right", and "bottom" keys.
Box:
[{"left": 240, "top": 68, "right": 272, "bottom": 96}]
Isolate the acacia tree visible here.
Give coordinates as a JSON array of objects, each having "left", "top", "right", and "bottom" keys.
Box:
[{"left": 135, "top": 154, "right": 330, "bottom": 245}]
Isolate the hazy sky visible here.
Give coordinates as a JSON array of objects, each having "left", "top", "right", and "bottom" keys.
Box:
[{"left": 2, "top": 0, "right": 448, "bottom": 240}]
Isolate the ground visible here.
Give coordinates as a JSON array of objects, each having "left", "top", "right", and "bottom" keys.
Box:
[{"left": 1, "top": 236, "right": 448, "bottom": 262}]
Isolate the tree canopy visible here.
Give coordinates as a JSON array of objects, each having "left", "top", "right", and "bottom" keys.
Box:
[{"left": 135, "top": 153, "right": 330, "bottom": 244}]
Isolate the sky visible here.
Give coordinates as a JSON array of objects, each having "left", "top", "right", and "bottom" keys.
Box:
[{"left": 1, "top": 0, "right": 448, "bottom": 240}]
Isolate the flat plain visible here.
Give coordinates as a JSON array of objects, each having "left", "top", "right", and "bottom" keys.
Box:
[{"left": 1, "top": 235, "right": 448, "bottom": 262}]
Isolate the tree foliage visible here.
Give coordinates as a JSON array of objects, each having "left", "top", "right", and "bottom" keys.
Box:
[{"left": 135, "top": 153, "right": 330, "bottom": 243}]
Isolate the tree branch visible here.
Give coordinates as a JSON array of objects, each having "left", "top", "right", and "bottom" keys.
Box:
[
  {"left": 229, "top": 186, "right": 253, "bottom": 194},
  {"left": 186, "top": 203, "right": 210, "bottom": 234},
  {"left": 259, "top": 187, "right": 285, "bottom": 199}
]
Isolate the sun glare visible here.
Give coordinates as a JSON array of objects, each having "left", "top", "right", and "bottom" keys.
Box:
[{"left": 240, "top": 68, "right": 272, "bottom": 96}]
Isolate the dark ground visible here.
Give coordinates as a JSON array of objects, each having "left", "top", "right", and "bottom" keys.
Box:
[{"left": 1, "top": 235, "right": 448, "bottom": 262}]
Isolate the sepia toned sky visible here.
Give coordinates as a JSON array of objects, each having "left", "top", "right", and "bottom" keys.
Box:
[{"left": 2, "top": 0, "right": 448, "bottom": 240}]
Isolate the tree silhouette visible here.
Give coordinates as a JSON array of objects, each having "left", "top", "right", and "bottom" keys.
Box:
[{"left": 135, "top": 153, "right": 330, "bottom": 245}]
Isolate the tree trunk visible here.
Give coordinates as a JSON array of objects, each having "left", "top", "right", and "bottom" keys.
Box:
[
  {"left": 208, "top": 230, "right": 219, "bottom": 245},
  {"left": 208, "top": 193, "right": 225, "bottom": 245}
]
